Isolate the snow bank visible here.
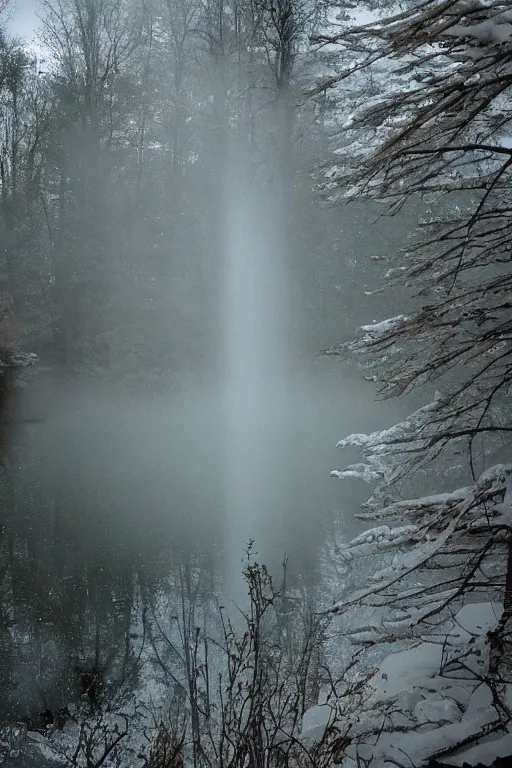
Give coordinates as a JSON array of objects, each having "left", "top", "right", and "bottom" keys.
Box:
[{"left": 333, "top": 603, "right": 508, "bottom": 768}]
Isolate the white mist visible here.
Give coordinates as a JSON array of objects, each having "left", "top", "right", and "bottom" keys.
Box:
[{"left": 222, "top": 165, "right": 292, "bottom": 598}]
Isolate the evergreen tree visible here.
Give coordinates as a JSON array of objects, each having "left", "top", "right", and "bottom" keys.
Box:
[{"left": 318, "top": 2, "right": 512, "bottom": 764}]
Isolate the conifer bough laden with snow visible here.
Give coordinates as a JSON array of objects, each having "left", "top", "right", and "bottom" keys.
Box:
[{"left": 315, "top": 0, "right": 512, "bottom": 764}]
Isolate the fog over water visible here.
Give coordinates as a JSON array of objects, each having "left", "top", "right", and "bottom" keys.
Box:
[
  {"left": 13, "top": 359, "right": 403, "bottom": 591},
  {"left": 0, "top": 0, "right": 456, "bottom": 752},
  {"left": 8, "top": 161, "right": 409, "bottom": 595},
  {"left": 3, "top": 1, "right": 501, "bottom": 763}
]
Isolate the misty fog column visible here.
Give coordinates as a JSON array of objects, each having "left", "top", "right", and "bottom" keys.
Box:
[{"left": 222, "top": 174, "right": 290, "bottom": 590}]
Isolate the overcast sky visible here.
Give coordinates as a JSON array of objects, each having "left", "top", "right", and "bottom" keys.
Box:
[{"left": 5, "top": 0, "right": 41, "bottom": 43}]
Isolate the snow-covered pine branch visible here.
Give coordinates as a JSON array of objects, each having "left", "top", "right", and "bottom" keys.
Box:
[{"left": 317, "top": 1, "right": 512, "bottom": 764}]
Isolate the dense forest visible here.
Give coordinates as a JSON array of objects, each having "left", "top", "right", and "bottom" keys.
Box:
[{"left": 0, "top": 0, "right": 512, "bottom": 767}]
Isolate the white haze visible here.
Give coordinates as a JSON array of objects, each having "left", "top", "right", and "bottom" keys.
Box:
[
  {"left": 222, "top": 165, "right": 293, "bottom": 595},
  {"left": 16, "top": 363, "right": 405, "bottom": 588}
]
